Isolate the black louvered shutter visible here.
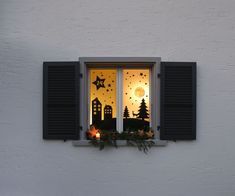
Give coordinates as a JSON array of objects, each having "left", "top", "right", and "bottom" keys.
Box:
[
  {"left": 160, "top": 62, "right": 196, "bottom": 140},
  {"left": 43, "top": 62, "right": 79, "bottom": 140}
]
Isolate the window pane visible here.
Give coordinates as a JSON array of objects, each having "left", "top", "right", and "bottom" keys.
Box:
[
  {"left": 123, "top": 69, "right": 150, "bottom": 132},
  {"left": 89, "top": 69, "right": 116, "bottom": 131}
]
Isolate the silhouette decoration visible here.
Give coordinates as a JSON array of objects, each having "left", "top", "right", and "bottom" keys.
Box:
[
  {"left": 132, "top": 111, "right": 138, "bottom": 117},
  {"left": 90, "top": 69, "right": 150, "bottom": 132},
  {"left": 92, "top": 76, "right": 105, "bottom": 90},
  {"left": 137, "top": 98, "right": 149, "bottom": 120},
  {"left": 123, "top": 106, "right": 130, "bottom": 119},
  {"left": 92, "top": 97, "right": 149, "bottom": 131},
  {"left": 104, "top": 105, "right": 112, "bottom": 120},
  {"left": 92, "top": 98, "right": 102, "bottom": 125},
  {"left": 91, "top": 98, "right": 149, "bottom": 132},
  {"left": 91, "top": 97, "right": 116, "bottom": 131},
  {"left": 123, "top": 99, "right": 149, "bottom": 132}
]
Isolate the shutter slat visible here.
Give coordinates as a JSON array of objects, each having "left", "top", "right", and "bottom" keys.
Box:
[
  {"left": 160, "top": 62, "right": 196, "bottom": 140},
  {"left": 43, "top": 62, "right": 80, "bottom": 140}
]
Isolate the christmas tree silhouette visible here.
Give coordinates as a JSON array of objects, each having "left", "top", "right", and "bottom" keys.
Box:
[
  {"left": 137, "top": 99, "right": 149, "bottom": 120},
  {"left": 123, "top": 106, "right": 130, "bottom": 119}
]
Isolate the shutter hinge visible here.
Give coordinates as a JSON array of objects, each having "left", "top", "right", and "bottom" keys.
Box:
[
  {"left": 80, "top": 126, "right": 83, "bottom": 130},
  {"left": 80, "top": 73, "right": 83, "bottom": 78},
  {"left": 157, "top": 73, "right": 161, "bottom": 78},
  {"left": 157, "top": 125, "right": 160, "bottom": 130}
]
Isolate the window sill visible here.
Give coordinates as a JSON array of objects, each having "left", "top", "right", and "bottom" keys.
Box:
[{"left": 72, "top": 139, "right": 167, "bottom": 146}]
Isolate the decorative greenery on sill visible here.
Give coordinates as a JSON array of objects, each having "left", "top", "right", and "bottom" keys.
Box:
[{"left": 86, "top": 126, "right": 155, "bottom": 153}]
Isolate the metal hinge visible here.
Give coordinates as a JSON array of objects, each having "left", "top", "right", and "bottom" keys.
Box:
[
  {"left": 80, "top": 73, "right": 83, "bottom": 78},
  {"left": 157, "top": 73, "right": 161, "bottom": 78}
]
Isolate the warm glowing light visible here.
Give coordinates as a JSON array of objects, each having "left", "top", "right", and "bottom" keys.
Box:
[
  {"left": 95, "top": 132, "right": 100, "bottom": 140},
  {"left": 134, "top": 87, "right": 145, "bottom": 98},
  {"left": 89, "top": 69, "right": 117, "bottom": 125},
  {"left": 123, "top": 69, "right": 150, "bottom": 122},
  {"left": 87, "top": 125, "right": 100, "bottom": 139}
]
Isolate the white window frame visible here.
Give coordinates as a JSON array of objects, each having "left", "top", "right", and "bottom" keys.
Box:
[{"left": 78, "top": 57, "right": 161, "bottom": 141}]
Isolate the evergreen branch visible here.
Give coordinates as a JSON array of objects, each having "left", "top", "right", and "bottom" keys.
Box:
[{"left": 88, "top": 128, "right": 155, "bottom": 153}]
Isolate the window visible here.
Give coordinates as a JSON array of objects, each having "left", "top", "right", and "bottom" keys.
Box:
[
  {"left": 89, "top": 69, "right": 117, "bottom": 131},
  {"left": 122, "top": 69, "right": 150, "bottom": 132},
  {"left": 79, "top": 57, "right": 160, "bottom": 140},
  {"left": 43, "top": 59, "right": 196, "bottom": 143},
  {"left": 89, "top": 67, "right": 151, "bottom": 133}
]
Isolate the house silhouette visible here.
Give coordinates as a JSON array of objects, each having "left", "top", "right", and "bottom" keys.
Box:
[
  {"left": 92, "top": 97, "right": 102, "bottom": 125},
  {"left": 104, "top": 105, "right": 112, "bottom": 120}
]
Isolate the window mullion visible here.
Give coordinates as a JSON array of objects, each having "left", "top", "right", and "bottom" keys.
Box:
[{"left": 116, "top": 68, "right": 123, "bottom": 132}]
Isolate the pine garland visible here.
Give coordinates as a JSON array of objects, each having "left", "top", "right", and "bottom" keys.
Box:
[{"left": 87, "top": 126, "right": 155, "bottom": 153}]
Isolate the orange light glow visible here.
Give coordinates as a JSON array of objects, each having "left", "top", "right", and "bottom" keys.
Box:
[
  {"left": 87, "top": 125, "right": 100, "bottom": 139},
  {"left": 134, "top": 87, "right": 145, "bottom": 98},
  {"left": 95, "top": 132, "right": 100, "bottom": 140},
  {"left": 123, "top": 69, "right": 150, "bottom": 121},
  {"left": 89, "top": 69, "right": 117, "bottom": 124}
]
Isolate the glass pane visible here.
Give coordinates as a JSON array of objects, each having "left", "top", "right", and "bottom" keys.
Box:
[
  {"left": 89, "top": 69, "right": 116, "bottom": 131},
  {"left": 123, "top": 69, "right": 150, "bottom": 132}
]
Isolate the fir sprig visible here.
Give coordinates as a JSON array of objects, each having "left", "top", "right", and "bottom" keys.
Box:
[{"left": 87, "top": 128, "right": 155, "bottom": 153}]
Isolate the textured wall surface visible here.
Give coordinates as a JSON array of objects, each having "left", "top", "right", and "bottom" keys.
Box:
[{"left": 1, "top": 0, "right": 235, "bottom": 195}]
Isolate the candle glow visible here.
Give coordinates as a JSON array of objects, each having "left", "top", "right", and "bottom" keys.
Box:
[{"left": 95, "top": 132, "right": 100, "bottom": 140}]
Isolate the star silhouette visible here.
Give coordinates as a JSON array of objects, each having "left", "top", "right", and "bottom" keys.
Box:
[{"left": 92, "top": 76, "right": 105, "bottom": 90}]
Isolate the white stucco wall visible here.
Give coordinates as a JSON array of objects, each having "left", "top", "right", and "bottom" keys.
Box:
[{"left": 1, "top": 0, "right": 235, "bottom": 195}]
